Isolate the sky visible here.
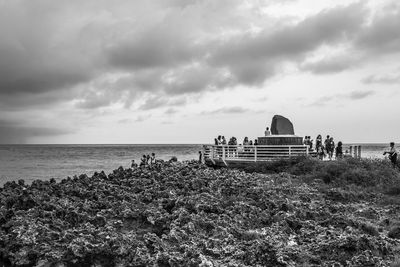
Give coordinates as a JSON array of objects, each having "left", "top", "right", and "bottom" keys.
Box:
[{"left": 0, "top": 0, "right": 399, "bottom": 144}]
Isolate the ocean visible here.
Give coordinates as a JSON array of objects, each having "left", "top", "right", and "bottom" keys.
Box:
[{"left": 0, "top": 143, "right": 392, "bottom": 186}]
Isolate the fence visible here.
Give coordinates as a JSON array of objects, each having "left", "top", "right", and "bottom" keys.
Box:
[{"left": 203, "top": 144, "right": 309, "bottom": 164}]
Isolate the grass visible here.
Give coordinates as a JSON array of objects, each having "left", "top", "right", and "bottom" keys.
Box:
[{"left": 240, "top": 156, "right": 400, "bottom": 194}]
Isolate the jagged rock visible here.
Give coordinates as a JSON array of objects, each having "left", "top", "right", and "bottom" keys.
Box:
[
  {"left": 270, "top": 115, "right": 295, "bottom": 135},
  {"left": 388, "top": 225, "right": 400, "bottom": 239}
]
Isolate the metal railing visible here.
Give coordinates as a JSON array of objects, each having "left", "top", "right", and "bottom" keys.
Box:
[{"left": 203, "top": 144, "right": 309, "bottom": 164}]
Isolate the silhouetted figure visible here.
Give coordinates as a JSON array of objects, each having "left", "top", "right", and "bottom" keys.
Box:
[
  {"left": 336, "top": 141, "right": 343, "bottom": 159},
  {"left": 317, "top": 145, "right": 325, "bottom": 160},
  {"left": 328, "top": 137, "right": 335, "bottom": 159},
  {"left": 254, "top": 139, "right": 258, "bottom": 146},
  {"left": 316, "top": 134, "right": 322, "bottom": 151},
  {"left": 324, "top": 135, "right": 330, "bottom": 150},
  {"left": 384, "top": 142, "right": 398, "bottom": 167},
  {"left": 198, "top": 151, "right": 203, "bottom": 163},
  {"left": 325, "top": 136, "right": 334, "bottom": 160},
  {"left": 140, "top": 155, "right": 147, "bottom": 167},
  {"left": 150, "top": 153, "right": 156, "bottom": 165},
  {"left": 217, "top": 135, "right": 222, "bottom": 145}
]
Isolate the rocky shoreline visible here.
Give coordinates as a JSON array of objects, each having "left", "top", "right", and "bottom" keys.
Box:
[{"left": 1, "top": 159, "right": 400, "bottom": 266}]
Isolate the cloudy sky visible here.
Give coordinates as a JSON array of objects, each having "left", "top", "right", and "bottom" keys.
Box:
[{"left": 0, "top": 0, "right": 399, "bottom": 144}]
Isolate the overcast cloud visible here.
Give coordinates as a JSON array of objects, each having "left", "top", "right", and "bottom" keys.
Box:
[{"left": 0, "top": 0, "right": 399, "bottom": 143}]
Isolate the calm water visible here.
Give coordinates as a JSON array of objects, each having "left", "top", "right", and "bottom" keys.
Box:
[
  {"left": 0, "top": 144, "right": 203, "bottom": 186},
  {"left": 0, "top": 143, "right": 392, "bottom": 186}
]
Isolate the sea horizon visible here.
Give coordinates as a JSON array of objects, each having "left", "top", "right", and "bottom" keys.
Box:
[{"left": 0, "top": 142, "right": 393, "bottom": 186}]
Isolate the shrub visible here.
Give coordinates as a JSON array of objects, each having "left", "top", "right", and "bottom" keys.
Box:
[{"left": 239, "top": 157, "right": 400, "bottom": 190}]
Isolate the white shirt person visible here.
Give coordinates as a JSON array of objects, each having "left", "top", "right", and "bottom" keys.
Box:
[{"left": 264, "top": 127, "right": 271, "bottom": 136}]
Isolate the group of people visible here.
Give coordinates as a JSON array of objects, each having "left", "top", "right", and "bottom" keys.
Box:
[
  {"left": 312, "top": 134, "right": 343, "bottom": 160},
  {"left": 214, "top": 135, "right": 258, "bottom": 146},
  {"left": 212, "top": 134, "right": 398, "bottom": 167},
  {"left": 130, "top": 153, "right": 156, "bottom": 168}
]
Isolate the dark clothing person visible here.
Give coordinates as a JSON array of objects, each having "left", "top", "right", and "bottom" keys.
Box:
[
  {"left": 326, "top": 137, "right": 335, "bottom": 160},
  {"left": 140, "top": 155, "right": 147, "bottom": 167},
  {"left": 317, "top": 145, "right": 325, "bottom": 160},
  {"left": 198, "top": 151, "right": 203, "bottom": 163},
  {"left": 384, "top": 142, "right": 398, "bottom": 167},
  {"left": 336, "top": 141, "right": 343, "bottom": 159},
  {"left": 222, "top": 136, "right": 227, "bottom": 145}
]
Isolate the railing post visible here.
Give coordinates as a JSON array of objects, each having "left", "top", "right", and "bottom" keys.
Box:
[
  {"left": 349, "top": 146, "right": 353, "bottom": 157},
  {"left": 289, "top": 146, "right": 291, "bottom": 158},
  {"left": 306, "top": 145, "right": 309, "bottom": 156},
  {"left": 222, "top": 146, "right": 226, "bottom": 160},
  {"left": 254, "top": 146, "right": 257, "bottom": 162},
  {"left": 358, "top": 146, "right": 361, "bottom": 159}
]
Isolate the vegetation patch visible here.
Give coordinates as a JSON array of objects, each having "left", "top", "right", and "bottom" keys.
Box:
[{"left": 1, "top": 160, "right": 400, "bottom": 266}]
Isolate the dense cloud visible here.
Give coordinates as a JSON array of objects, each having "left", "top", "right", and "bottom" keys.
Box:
[
  {"left": 0, "top": 120, "right": 72, "bottom": 144},
  {"left": 0, "top": 0, "right": 399, "bottom": 143}
]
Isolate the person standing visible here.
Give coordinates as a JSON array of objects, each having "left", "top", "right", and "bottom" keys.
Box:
[
  {"left": 131, "top": 160, "right": 138, "bottom": 168},
  {"left": 324, "top": 135, "right": 330, "bottom": 148},
  {"left": 265, "top": 127, "right": 271, "bottom": 136},
  {"left": 328, "top": 137, "right": 335, "bottom": 159},
  {"left": 140, "top": 155, "right": 147, "bottom": 167},
  {"left": 308, "top": 137, "right": 314, "bottom": 151},
  {"left": 384, "top": 142, "right": 398, "bottom": 167},
  {"left": 336, "top": 141, "right": 343, "bottom": 159},
  {"left": 317, "top": 145, "right": 325, "bottom": 160},
  {"left": 217, "top": 135, "right": 222, "bottom": 145},
  {"left": 150, "top": 153, "right": 156, "bottom": 165},
  {"left": 243, "top": 137, "right": 249, "bottom": 145},
  {"left": 222, "top": 136, "right": 227, "bottom": 145},
  {"left": 316, "top": 135, "right": 322, "bottom": 151}
]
